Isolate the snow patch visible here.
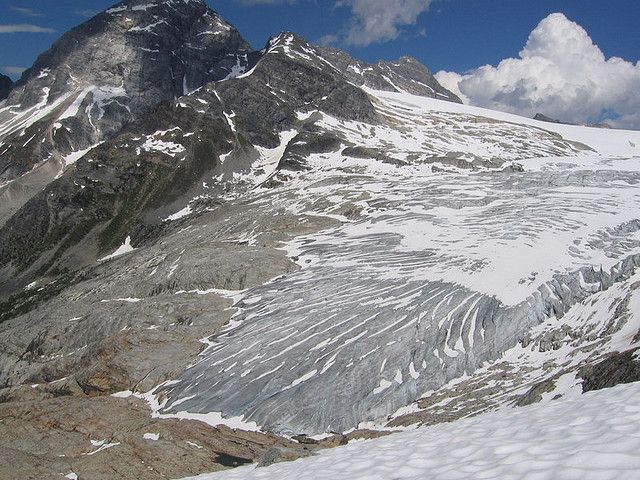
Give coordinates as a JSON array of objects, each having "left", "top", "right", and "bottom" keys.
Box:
[
  {"left": 177, "top": 381, "right": 640, "bottom": 480},
  {"left": 98, "top": 237, "right": 136, "bottom": 262}
]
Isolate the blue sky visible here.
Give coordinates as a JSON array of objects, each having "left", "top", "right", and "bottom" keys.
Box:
[
  {"left": 1, "top": 0, "right": 639, "bottom": 127},
  {"left": 1, "top": 0, "right": 638, "bottom": 77}
]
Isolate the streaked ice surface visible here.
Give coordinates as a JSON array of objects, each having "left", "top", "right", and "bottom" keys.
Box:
[
  {"left": 163, "top": 89, "right": 640, "bottom": 434},
  {"left": 164, "top": 166, "right": 640, "bottom": 434}
]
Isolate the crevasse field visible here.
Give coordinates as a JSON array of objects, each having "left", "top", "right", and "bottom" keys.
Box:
[
  {"left": 160, "top": 88, "right": 640, "bottom": 433},
  {"left": 4, "top": 3, "right": 640, "bottom": 479},
  {"left": 157, "top": 89, "right": 640, "bottom": 478}
]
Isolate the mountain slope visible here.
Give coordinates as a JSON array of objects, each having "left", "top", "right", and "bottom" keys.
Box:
[
  {"left": 0, "top": 0, "right": 252, "bottom": 225},
  {"left": 213, "top": 32, "right": 380, "bottom": 148},
  {"left": 0, "top": 31, "right": 462, "bottom": 295}
]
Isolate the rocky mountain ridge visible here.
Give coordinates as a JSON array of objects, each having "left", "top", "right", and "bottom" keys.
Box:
[
  {"left": 316, "top": 47, "right": 460, "bottom": 100},
  {"left": 534, "top": 112, "right": 612, "bottom": 129}
]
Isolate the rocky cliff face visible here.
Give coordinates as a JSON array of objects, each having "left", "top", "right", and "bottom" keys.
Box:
[
  {"left": 0, "top": 74, "right": 12, "bottom": 101},
  {"left": 0, "top": 0, "right": 252, "bottom": 227},
  {"left": 214, "top": 32, "right": 380, "bottom": 148}
]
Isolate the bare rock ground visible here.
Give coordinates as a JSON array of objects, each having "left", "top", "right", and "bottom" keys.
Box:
[{"left": 0, "top": 395, "right": 315, "bottom": 480}]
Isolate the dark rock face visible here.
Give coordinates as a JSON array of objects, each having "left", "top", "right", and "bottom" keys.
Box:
[
  {"left": 215, "top": 33, "right": 379, "bottom": 148},
  {"left": 13, "top": 0, "right": 251, "bottom": 110},
  {"left": 534, "top": 112, "right": 612, "bottom": 129},
  {"left": 534, "top": 113, "right": 564, "bottom": 124},
  {"left": 0, "top": 74, "right": 12, "bottom": 101},
  {"left": 580, "top": 348, "right": 640, "bottom": 393},
  {"left": 0, "top": 0, "right": 251, "bottom": 184},
  {"left": 0, "top": 92, "right": 235, "bottom": 292},
  {"left": 278, "top": 127, "right": 343, "bottom": 171}
]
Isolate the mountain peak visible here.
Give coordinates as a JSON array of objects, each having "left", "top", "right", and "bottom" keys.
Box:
[
  {"left": 0, "top": 0, "right": 251, "bottom": 190},
  {"left": 265, "top": 31, "right": 313, "bottom": 53},
  {"left": 16, "top": 0, "right": 247, "bottom": 87},
  {"left": 392, "top": 55, "right": 426, "bottom": 68}
]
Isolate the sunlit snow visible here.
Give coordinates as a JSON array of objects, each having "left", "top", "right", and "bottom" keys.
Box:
[{"left": 179, "top": 381, "right": 640, "bottom": 480}]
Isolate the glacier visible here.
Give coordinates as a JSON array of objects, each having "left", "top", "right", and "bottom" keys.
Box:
[{"left": 161, "top": 88, "right": 640, "bottom": 434}]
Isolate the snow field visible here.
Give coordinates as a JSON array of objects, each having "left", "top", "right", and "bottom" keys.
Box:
[{"left": 179, "top": 381, "right": 640, "bottom": 480}]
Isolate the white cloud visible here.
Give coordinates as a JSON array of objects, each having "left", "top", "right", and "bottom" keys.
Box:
[
  {"left": 435, "top": 13, "right": 640, "bottom": 129},
  {"left": 318, "top": 33, "right": 340, "bottom": 46},
  {"left": 10, "top": 7, "right": 44, "bottom": 17},
  {"left": 431, "top": 71, "right": 468, "bottom": 104},
  {"left": 0, "top": 24, "right": 56, "bottom": 33},
  {"left": 1, "top": 66, "right": 26, "bottom": 75},
  {"left": 337, "top": 0, "right": 433, "bottom": 46},
  {"left": 74, "top": 9, "right": 100, "bottom": 18}
]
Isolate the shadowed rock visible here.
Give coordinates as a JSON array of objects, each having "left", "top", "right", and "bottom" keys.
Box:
[{"left": 0, "top": 74, "right": 12, "bottom": 101}]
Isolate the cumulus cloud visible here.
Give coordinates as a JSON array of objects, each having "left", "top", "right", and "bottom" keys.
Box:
[
  {"left": 0, "top": 24, "right": 55, "bottom": 33},
  {"left": 435, "top": 13, "right": 640, "bottom": 129},
  {"left": 337, "top": 0, "right": 433, "bottom": 46},
  {"left": 432, "top": 71, "right": 469, "bottom": 103}
]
